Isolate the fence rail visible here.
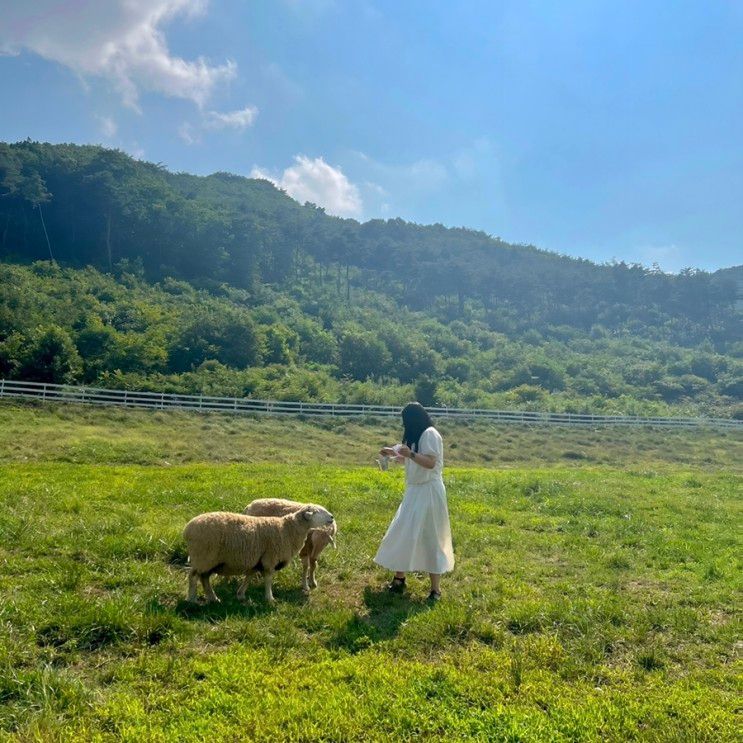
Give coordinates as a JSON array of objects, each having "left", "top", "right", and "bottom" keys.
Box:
[{"left": 0, "top": 379, "right": 739, "bottom": 429}]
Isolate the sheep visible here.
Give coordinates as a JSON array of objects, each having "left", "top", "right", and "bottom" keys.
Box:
[
  {"left": 183, "top": 504, "right": 334, "bottom": 603},
  {"left": 244, "top": 498, "right": 337, "bottom": 594}
]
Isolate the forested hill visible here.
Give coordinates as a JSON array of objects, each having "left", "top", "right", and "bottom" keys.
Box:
[
  {"left": 1, "top": 140, "right": 740, "bottom": 341},
  {"left": 0, "top": 140, "right": 741, "bottom": 417}
]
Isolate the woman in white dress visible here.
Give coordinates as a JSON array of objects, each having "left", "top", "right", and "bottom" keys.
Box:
[{"left": 374, "top": 402, "right": 454, "bottom": 601}]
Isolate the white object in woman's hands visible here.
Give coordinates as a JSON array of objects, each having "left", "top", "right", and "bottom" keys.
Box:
[
  {"left": 380, "top": 444, "right": 401, "bottom": 455},
  {"left": 378, "top": 444, "right": 403, "bottom": 471}
]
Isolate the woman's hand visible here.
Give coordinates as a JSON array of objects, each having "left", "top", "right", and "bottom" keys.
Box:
[
  {"left": 397, "top": 445, "right": 411, "bottom": 458},
  {"left": 380, "top": 447, "right": 397, "bottom": 456}
]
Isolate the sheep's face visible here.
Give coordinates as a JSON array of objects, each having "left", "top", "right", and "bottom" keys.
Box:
[{"left": 300, "top": 505, "right": 335, "bottom": 527}]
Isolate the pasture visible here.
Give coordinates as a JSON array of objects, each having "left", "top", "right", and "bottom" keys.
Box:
[{"left": 0, "top": 402, "right": 740, "bottom": 741}]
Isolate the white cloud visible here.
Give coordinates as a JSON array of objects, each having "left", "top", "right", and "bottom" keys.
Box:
[
  {"left": 0, "top": 0, "right": 235, "bottom": 109},
  {"left": 204, "top": 106, "right": 258, "bottom": 130},
  {"left": 178, "top": 122, "right": 200, "bottom": 145},
  {"left": 250, "top": 156, "right": 362, "bottom": 218},
  {"left": 178, "top": 104, "right": 257, "bottom": 145},
  {"left": 96, "top": 115, "right": 118, "bottom": 139}
]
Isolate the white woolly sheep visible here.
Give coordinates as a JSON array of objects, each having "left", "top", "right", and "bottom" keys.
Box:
[
  {"left": 244, "top": 498, "right": 337, "bottom": 594},
  {"left": 183, "top": 504, "right": 334, "bottom": 603}
]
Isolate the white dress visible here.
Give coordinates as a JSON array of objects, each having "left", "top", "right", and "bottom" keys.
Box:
[{"left": 374, "top": 427, "right": 454, "bottom": 574}]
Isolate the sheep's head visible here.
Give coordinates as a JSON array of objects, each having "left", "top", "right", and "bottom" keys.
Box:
[{"left": 299, "top": 504, "right": 334, "bottom": 528}]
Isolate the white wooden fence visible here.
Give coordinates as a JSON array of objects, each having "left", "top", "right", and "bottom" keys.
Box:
[{"left": 0, "top": 379, "right": 739, "bottom": 429}]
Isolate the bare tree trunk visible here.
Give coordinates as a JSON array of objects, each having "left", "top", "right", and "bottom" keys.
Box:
[
  {"left": 22, "top": 203, "right": 29, "bottom": 251},
  {"left": 37, "top": 203, "right": 54, "bottom": 262},
  {"left": 105, "top": 212, "right": 112, "bottom": 270},
  {"left": 1, "top": 212, "right": 10, "bottom": 249}
]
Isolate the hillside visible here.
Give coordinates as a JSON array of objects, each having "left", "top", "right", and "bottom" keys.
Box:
[{"left": 0, "top": 141, "right": 741, "bottom": 416}]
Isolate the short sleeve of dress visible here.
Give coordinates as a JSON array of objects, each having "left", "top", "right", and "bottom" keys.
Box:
[{"left": 418, "top": 427, "right": 443, "bottom": 462}]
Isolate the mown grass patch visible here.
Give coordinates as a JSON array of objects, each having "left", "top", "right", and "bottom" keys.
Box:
[{"left": 2, "top": 399, "right": 740, "bottom": 470}]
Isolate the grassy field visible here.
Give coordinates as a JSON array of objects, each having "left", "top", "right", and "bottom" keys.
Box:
[
  {"left": 1, "top": 400, "right": 740, "bottom": 470},
  {"left": 0, "top": 403, "right": 741, "bottom": 741}
]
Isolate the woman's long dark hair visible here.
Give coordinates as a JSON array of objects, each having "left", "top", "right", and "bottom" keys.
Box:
[{"left": 401, "top": 402, "right": 433, "bottom": 451}]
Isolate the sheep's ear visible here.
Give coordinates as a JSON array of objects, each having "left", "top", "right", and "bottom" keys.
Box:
[{"left": 302, "top": 507, "right": 315, "bottom": 521}]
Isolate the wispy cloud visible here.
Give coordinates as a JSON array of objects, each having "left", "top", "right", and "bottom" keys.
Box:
[
  {"left": 251, "top": 156, "right": 362, "bottom": 218},
  {"left": 178, "top": 104, "right": 258, "bottom": 145},
  {"left": 128, "top": 143, "right": 146, "bottom": 160},
  {"left": 0, "top": 1, "right": 235, "bottom": 110},
  {"left": 96, "top": 115, "right": 118, "bottom": 139},
  {"left": 348, "top": 138, "right": 503, "bottom": 219},
  {"left": 204, "top": 106, "right": 258, "bottom": 130},
  {"left": 354, "top": 151, "right": 449, "bottom": 193},
  {"left": 178, "top": 122, "right": 200, "bottom": 145}
]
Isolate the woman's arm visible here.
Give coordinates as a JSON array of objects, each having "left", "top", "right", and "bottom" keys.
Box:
[{"left": 397, "top": 444, "right": 436, "bottom": 470}]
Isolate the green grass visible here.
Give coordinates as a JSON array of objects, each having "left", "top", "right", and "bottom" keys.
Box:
[{"left": 0, "top": 404, "right": 741, "bottom": 740}]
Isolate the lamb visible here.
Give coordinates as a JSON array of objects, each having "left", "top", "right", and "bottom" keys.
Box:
[
  {"left": 183, "top": 503, "right": 334, "bottom": 603},
  {"left": 244, "top": 498, "right": 337, "bottom": 594}
]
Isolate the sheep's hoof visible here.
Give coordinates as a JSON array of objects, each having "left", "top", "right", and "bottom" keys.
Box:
[
  {"left": 309, "top": 579, "right": 318, "bottom": 589},
  {"left": 302, "top": 586, "right": 310, "bottom": 595}
]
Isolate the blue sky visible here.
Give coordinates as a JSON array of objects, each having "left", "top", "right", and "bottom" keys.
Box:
[{"left": 1, "top": 1, "right": 741, "bottom": 272}]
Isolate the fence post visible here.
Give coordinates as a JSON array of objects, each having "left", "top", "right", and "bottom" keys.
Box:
[
  {"left": 0, "top": 379, "right": 4, "bottom": 398},
  {"left": 160, "top": 392, "right": 165, "bottom": 410}
]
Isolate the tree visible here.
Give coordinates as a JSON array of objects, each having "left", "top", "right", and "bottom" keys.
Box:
[
  {"left": 338, "top": 329, "right": 391, "bottom": 380},
  {"left": 414, "top": 376, "right": 438, "bottom": 407},
  {"left": 169, "top": 310, "right": 262, "bottom": 372},
  {"left": 262, "top": 324, "right": 299, "bottom": 365},
  {"left": 17, "top": 325, "right": 82, "bottom": 383}
]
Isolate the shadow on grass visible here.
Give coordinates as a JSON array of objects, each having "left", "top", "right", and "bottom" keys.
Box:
[
  {"left": 174, "top": 578, "right": 309, "bottom": 621},
  {"left": 329, "top": 586, "right": 429, "bottom": 653}
]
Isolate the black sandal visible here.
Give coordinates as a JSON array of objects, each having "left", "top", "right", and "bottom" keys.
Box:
[
  {"left": 387, "top": 576, "right": 406, "bottom": 593},
  {"left": 427, "top": 590, "right": 442, "bottom": 602}
]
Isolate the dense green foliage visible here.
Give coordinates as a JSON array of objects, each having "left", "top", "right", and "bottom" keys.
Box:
[
  {"left": 2, "top": 260, "right": 741, "bottom": 416},
  {"left": 1, "top": 141, "right": 741, "bottom": 416}
]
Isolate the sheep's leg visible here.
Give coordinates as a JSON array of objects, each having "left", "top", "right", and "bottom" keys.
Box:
[
  {"left": 301, "top": 554, "right": 311, "bottom": 594},
  {"left": 187, "top": 568, "right": 199, "bottom": 602},
  {"left": 200, "top": 573, "right": 220, "bottom": 604},
  {"left": 236, "top": 574, "right": 250, "bottom": 601},
  {"left": 263, "top": 569, "right": 276, "bottom": 603},
  {"left": 308, "top": 557, "right": 318, "bottom": 589}
]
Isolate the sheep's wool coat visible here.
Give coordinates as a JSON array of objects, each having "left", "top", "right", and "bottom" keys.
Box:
[
  {"left": 244, "top": 498, "right": 337, "bottom": 555},
  {"left": 184, "top": 512, "right": 307, "bottom": 576}
]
